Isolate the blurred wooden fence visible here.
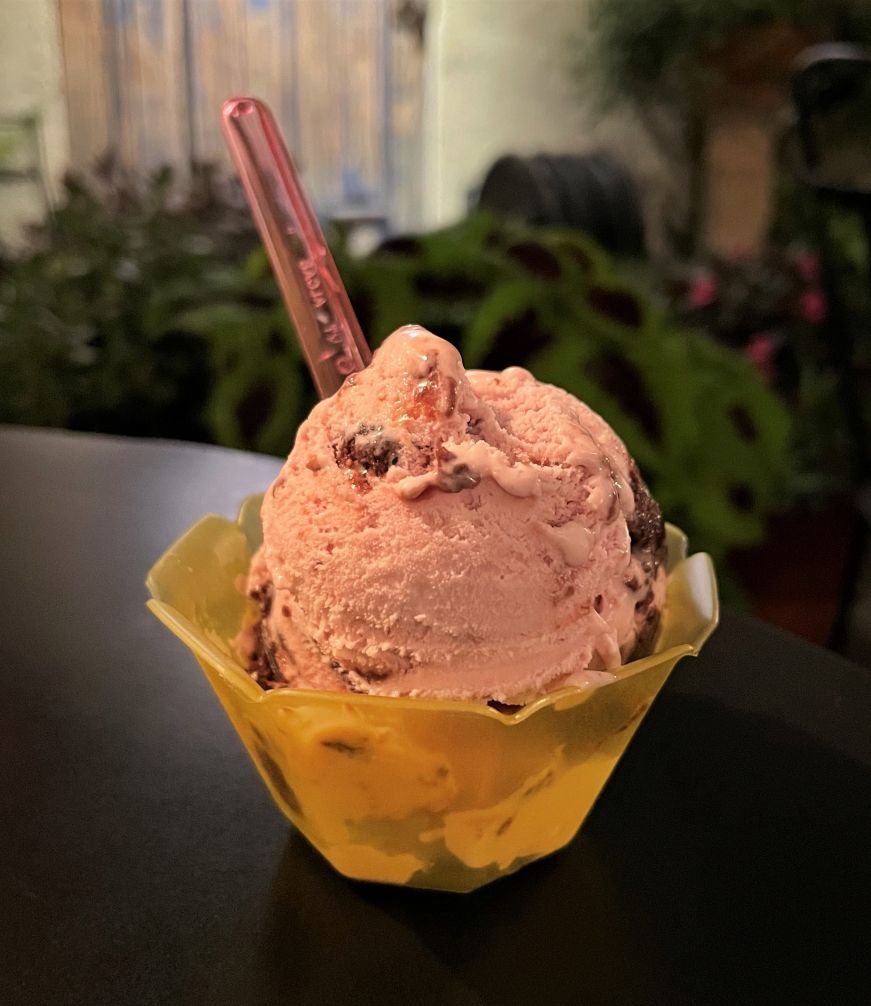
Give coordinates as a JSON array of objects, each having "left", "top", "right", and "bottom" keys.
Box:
[{"left": 57, "top": 0, "right": 425, "bottom": 227}]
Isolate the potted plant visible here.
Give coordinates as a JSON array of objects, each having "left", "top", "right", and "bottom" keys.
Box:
[
  {"left": 584, "top": 0, "right": 871, "bottom": 256},
  {"left": 664, "top": 245, "right": 858, "bottom": 641}
]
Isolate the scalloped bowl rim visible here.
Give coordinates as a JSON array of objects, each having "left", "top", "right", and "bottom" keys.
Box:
[{"left": 147, "top": 497, "right": 719, "bottom": 726}]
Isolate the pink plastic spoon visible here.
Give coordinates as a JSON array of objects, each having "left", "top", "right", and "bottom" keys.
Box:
[{"left": 221, "top": 97, "right": 371, "bottom": 398}]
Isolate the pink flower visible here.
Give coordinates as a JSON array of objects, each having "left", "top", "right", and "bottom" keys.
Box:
[
  {"left": 688, "top": 273, "right": 718, "bottom": 309},
  {"left": 796, "top": 251, "right": 821, "bottom": 284},
  {"left": 746, "top": 332, "right": 777, "bottom": 385},
  {"left": 799, "top": 289, "right": 827, "bottom": 325}
]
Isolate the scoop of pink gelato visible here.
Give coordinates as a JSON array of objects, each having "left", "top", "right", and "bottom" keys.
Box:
[{"left": 241, "top": 325, "right": 666, "bottom": 702}]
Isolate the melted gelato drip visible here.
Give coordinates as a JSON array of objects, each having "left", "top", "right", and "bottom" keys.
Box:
[{"left": 238, "top": 325, "right": 666, "bottom": 702}]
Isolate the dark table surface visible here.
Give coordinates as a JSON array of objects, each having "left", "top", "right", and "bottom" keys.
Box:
[{"left": 2, "top": 425, "right": 870, "bottom": 1006}]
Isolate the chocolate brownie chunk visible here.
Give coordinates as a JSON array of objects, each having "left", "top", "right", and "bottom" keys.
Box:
[
  {"left": 249, "top": 581, "right": 273, "bottom": 618},
  {"left": 438, "top": 463, "right": 481, "bottom": 493},
  {"left": 629, "top": 607, "right": 662, "bottom": 659},
  {"left": 245, "top": 583, "right": 287, "bottom": 689},
  {"left": 334, "top": 423, "right": 401, "bottom": 477},
  {"left": 626, "top": 460, "right": 666, "bottom": 566},
  {"left": 247, "top": 622, "right": 286, "bottom": 689}
]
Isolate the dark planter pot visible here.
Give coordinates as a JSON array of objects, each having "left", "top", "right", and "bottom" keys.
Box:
[
  {"left": 477, "top": 152, "right": 645, "bottom": 257},
  {"left": 730, "top": 496, "right": 857, "bottom": 646}
]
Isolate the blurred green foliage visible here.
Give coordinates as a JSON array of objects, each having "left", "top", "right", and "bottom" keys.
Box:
[
  {"left": 663, "top": 244, "right": 859, "bottom": 503},
  {"left": 773, "top": 169, "right": 871, "bottom": 475},
  {"left": 0, "top": 160, "right": 311, "bottom": 450},
  {"left": 0, "top": 165, "right": 790, "bottom": 564},
  {"left": 587, "top": 0, "right": 871, "bottom": 105}
]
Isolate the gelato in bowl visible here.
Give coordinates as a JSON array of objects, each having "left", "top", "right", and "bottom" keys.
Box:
[{"left": 146, "top": 494, "right": 717, "bottom": 893}]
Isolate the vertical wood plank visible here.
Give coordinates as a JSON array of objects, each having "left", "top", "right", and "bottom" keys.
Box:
[
  {"left": 388, "top": 0, "right": 424, "bottom": 229},
  {"left": 55, "top": 0, "right": 423, "bottom": 224},
  {"left": 294, "top": 0, "right": 344, "bottom": 210},
  {"left": 340, "top": 0, "right": 384, "bottom": 213},
  {"left": 244, "top": 0, "right": 283, "bottom": 116},
  {"left": 186, "top": 0, "right": 249, "bottom": 164},
  {"left": 277, "top": 0, "right": 301, "bottom": 156},
  {"left": 129, "top": 0, "right": 189, "bottom": 173},
  {"left": 57, "top": 0, "right": 112, "bottom": 171},
  {"left": 100, "top": 0, "right": 139, "bottom": 168}
]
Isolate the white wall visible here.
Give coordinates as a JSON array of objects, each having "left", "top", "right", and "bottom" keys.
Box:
[
  {"left": 422, "top": 0, "right": 669, "bottom": 240},
  {"left": 0, "top": 0, "right": 70, "bottom": 242}
]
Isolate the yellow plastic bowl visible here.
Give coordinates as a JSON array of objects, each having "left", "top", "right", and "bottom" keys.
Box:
[{"left": 147, "top": 495, "right": 718, "bottom": 893}]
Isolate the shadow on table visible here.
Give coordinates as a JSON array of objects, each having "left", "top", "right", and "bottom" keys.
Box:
[
  {"left": 263, "top": 823, "right": 664, "bottom": 1006},
  {"left": 195, "top": 693, "right": 871, "bottom": 1005}
]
